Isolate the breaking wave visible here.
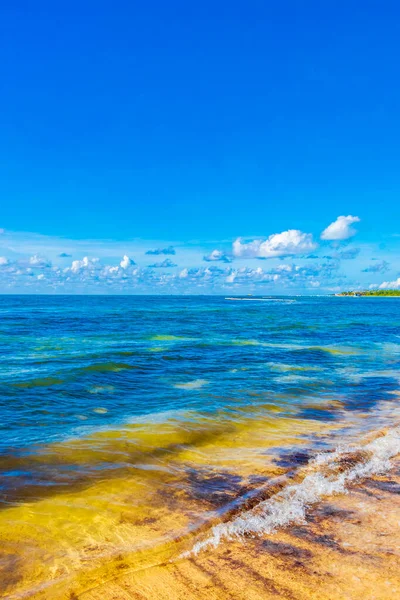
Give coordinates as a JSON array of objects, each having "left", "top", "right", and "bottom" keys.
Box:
[{"left": 188, "top": 424, "right": 400, "bottom": 555}]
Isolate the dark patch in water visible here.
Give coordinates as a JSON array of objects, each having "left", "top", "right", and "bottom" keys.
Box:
[
  {"left": 297, "top": 406, "right": 338, "bottom": 421},
  {"left": 247, "top": 474, "right": 271, "bottom": 486},
  {"left": 186, "top": 469, "right": 243, "bottom": 508},
  {"left": 80, "top": 362, "right": 135, "bottom": 373},
  {"left": 220, "top": 479, "right": 288, "bottom": 523},
  {"left": 13, "top": 377, "right": 64, "bottom": 389},
  {"left": 364, "top": 479, "right": 400, "bottom": 494},
  {"left": 275, "top": 450, "right": 313, "bottom": 468},
  {"left": 0, "top": 552, "right": 23, "bottom": 594},
  {"left": 289, "top": 348, "right": 334, "bottom": 365},
  {"left": 312, "top": 504, "right": 355, "bottom": 521},
  {"left": 0, "top": 425, "right": 240, "bottom": 507},
  {"left": 342, "top": 376, "right": 399, "bottom": 412}
]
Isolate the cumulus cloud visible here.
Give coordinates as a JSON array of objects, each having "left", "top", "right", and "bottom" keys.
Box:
[
  {"left": 120, "top": 255, "right": 136, "bottom": 269},
  {"left": 379, "top": 277, "right": 400, "bottom": 289},
  {"left": 105, "top": 265, "right": 119, "bottom": 274},
  {"left": 148, "top": 258, "right": 177, "bottom": 268},
  {"left": 68, "top": 256, "right": 99, "bottom": 273},
  {"left": 0, "top": 254, "right": 346, "bottom": 292},
  {"left": 363, "top": 260, "right": 390, "bottom": 274},
  {"left": 203, "top": 249, "right": 232, "bottom": 263},
  {"left": 321, "top": 215, "right": 360, "bottom": 240},
  {"left": 222, "top": 259, "right": 342, "bottom": 290},
  {"left": 224, "top": 266, "right": 279, "bottom": 285},
  {"left": 145, "top": 246, "right": 176, "bottom": 256},
  {"left": 0, "top": 228, "right": 354, "bottom": 292},
  {"left": 233, "top": 230, "right": 316, "bottom": 259},
  {"left": 29, "top": 254, "right": 52, "bottom": 268}
]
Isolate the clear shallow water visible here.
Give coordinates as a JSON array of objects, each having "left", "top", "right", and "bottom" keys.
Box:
[
  {"left": 1, "top": 295, "right": 400, "bottom": 597},
  {"left": 0, "top": 295, "right": 400, "bottom": 493}
]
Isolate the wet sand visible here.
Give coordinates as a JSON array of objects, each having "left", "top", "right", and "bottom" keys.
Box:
[
  {"left": 2, "top": 452, "right": 399, "bottom": 600},
  {"left": 58, "top": 461, "right": 400, "bottom": 600}
]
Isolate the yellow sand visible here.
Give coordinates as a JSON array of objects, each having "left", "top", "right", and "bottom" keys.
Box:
[{"left": 2, "top": 460, "right": 399, "bottom": 600}]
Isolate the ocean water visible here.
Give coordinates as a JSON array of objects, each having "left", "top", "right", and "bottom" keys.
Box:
[{"left": 1, "top": 295, "right": 400, "bottom": 597}]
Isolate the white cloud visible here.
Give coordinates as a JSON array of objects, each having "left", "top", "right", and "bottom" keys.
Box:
[
  {"left": 0, "top": 224, "right": 385, "bottom": 293},
  {"left": 321, "top": 215, "right": 360, "bottom": 240},
  {"left": 379, "top": 277, "right": 400, "bottom": 289},
  {"left": 203, "top": 249, "right": 231, "bottom": 263},
  {"left": 69, "top": 256, "right": 99, "bottom": 273},
  {"left": 0, "top": 252, "right": 346, "bottom": 292},
  {"left": 233, "top": 230, "right": 316, "bottom": 258},
  {"left": 120, "top": 255, "right": 135, "bottom": 269},
  {"left": 224, "top": 267, "right": 275, "bottom": 285},
  {"left": 29, "top": 254, "right": 51, "bottom": 268}
]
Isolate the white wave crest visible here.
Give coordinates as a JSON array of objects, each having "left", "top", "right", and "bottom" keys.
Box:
[{"left": 188, "top": 425, "right": 400, "bottom": 555}]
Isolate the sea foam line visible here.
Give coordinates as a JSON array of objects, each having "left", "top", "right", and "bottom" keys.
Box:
[{"left": 186, "top": 425, "right": 400, "bottom": 556}]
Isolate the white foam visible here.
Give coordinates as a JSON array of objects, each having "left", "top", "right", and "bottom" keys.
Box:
[
  {"left": 188, "top": 425, "right": 400, "bottom": 555},
  {"left": 174, "top": 379, "right": 209, "bottom": 390},
  {"left": 89, "top": 384, "right": 115, "bottom": 394}
]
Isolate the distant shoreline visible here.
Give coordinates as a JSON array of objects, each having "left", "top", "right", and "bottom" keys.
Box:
[{"left": 335, "top": 290, "right": 400, "bottom": 297}]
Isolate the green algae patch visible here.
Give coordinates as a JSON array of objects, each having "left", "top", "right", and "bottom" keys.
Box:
[
  {"left": 80, "top": 362, "right": 135, "bottom": 373},
  {"left": 308, "top": 346, "right": 360, "bottom": 356},
  {"left": 149, "top": 335, "right": 197, "bottom": 342},
  {"left": 14, "top": 376, "right": 64, "bottom": 388}
]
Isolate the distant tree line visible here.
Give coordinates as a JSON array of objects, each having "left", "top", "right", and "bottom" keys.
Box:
[{"left": 337, "top": 289, "right": 400, "bottom": 296}]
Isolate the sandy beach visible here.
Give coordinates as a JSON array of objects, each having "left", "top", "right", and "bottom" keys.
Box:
[
  {"left": 3, "top": 457, "right": 399, "bottom": 600},
  {"left": 79, "top": 461, "right": 400, "bottom": 600}
]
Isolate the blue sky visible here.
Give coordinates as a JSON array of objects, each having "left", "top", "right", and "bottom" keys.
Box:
[{"left": 0, "top": 1, "right": 399, "bottom": 293}]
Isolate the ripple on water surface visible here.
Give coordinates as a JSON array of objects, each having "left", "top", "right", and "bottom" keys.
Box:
[{"left": 0, "top": 296, "right": 400, "bottom": 598}]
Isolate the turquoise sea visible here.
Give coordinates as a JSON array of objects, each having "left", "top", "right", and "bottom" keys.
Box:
[{"left": 1, "top": 295, "right": 400, "bottom": 597}]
